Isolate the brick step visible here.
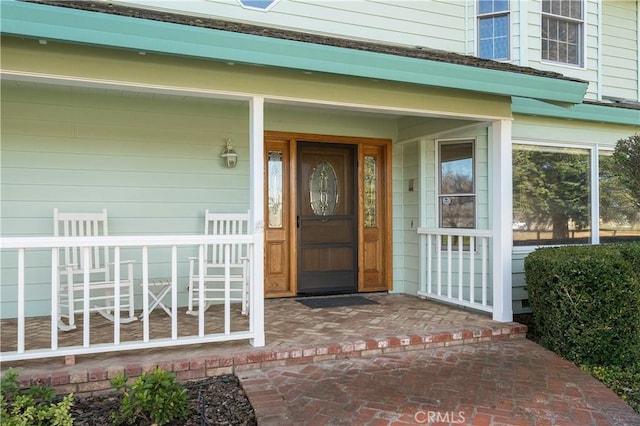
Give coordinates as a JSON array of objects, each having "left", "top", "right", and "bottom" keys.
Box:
[{"left": 14, "top": 324, "right": 526, "bottom": 396}]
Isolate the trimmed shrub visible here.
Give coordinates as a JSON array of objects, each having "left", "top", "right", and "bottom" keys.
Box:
[
  {"left": 618, "top": 240, "right": 640, "bottom": 273},
  {"left": 111, "top": 366, "right": 188, "bottom": 426},
  {"left": 0, "top": 368, "right": 74, "bottom": 426},
  {"left": 524, "top": 243, "right": 640, "bottom": 367}
]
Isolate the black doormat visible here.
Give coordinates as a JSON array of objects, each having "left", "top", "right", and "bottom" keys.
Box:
[{"left": 297, "top": 295, "right": 379, "bottom": 309}]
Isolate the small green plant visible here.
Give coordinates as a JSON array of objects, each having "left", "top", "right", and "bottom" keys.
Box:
[
  {"left": 0, "top": 367, "right": 74, "bottom": 426},
  {"left": 583, "top": 365, "right": 640, "bottom": 413},
  {"left": 111, "top": 366, "right": 188, "bottom": 425}
]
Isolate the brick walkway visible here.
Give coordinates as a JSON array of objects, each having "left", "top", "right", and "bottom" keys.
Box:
[
  {"left": 2, "top": 293, "right": 637, "bottom": 425},
  {"left": 240, "top": 339, "right": 640, "bottom": 426}
]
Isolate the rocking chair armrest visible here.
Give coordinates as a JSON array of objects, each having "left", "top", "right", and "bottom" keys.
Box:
[
  {"left": 59, "top": 260, "right": 135, "bottom": 269},
  {"left": 59, "top": 263, "right": 78, "bottom": 274}
]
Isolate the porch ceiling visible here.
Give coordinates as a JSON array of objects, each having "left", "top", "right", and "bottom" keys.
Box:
[{"left": 1, "top": 0, "right": 588, "bottom": 105}]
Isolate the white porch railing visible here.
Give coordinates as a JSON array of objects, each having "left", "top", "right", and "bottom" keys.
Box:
[
  {"left": 0, "top": 234, "right": 258, "bottom": 362},
  {"left": 417, "top": 228, "right": 493, "bottom": 313}
]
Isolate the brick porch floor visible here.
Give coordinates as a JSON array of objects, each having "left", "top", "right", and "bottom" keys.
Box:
[{"left": 1, "top": 293, "right": 525, "bottom": 394}]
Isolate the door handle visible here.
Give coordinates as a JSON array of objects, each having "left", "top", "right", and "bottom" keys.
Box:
[{"left": 297, "top": 215, "right": 300, "bottom": 228}]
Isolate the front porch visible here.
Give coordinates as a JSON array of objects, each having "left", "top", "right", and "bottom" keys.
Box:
[{"left": 1, "top": 293, "right": 526, "bottom": 396}]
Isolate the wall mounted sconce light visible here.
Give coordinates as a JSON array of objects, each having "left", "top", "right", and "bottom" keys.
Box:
[{"left": 221, "top": 139, "right": 238, "bottom": 168}]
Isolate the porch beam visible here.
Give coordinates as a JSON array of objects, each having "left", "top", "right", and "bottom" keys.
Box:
[
  {"left": 249, "top": 96, "right": 266, "bottom": 347},
  {"left": 490, "top": 119, "right": 513, "bottom": 322}
]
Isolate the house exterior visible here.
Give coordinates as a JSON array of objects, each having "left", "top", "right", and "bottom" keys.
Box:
[{"left": 1, "top": 0, "right": 638, "bottom": 360}]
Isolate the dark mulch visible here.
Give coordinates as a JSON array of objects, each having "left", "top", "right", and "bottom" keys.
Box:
[{"left": 71, "top": 375, "right": 256, "bottom": 426}]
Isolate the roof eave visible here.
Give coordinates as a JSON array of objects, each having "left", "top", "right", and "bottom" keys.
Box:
[
  {"left": 1, "top": 0, "right": 588, "bottom": 104},
  {"left": 512, "top": 97, "right": 640, "bottom": 126}
]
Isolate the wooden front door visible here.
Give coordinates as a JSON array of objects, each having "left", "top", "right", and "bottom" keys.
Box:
[
  {"left": 264, "top": 132, "right": 391, "bottom": 298},
  {"left": 297, "top": 143, "right": 357, "bottom": 295}
]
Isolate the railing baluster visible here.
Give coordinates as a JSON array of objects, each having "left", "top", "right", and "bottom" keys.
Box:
[
  {"left": 51, "top": 247, "right": 59, "bottom": 351},
  {"left": 436, "top": 235, "right": 442, "bottom": 296},
  {"left": 427, "top": 234, "right": 432, "bottom": 295},
  {"left": 17, "top": 248, "right": 25, "bottom": 354},
  {"left": 482, "top": 237, "right": 488, "bottom": 307},
  {"left": 114, "top": 246, "right": 121, "bottom": 345},
  {"left": 447, "top": 236, "right": 452, "bottom": 298},
  {"left": 142, "top": 246, "right": 149, "bottom": 343},
  {"left": 82, "top": 246, "right": 90, "bottom": 348},
  {"left": 458, "top": 236, "right": 463, "bottom": 301},
  {"left": 198, "top": 244, "right": 205, "bottom": 338},
  {"left": 224, "top": 244, "right": 231, "bottom": 335},
  {"left": 171, "top": 245, "right": 178, "bottom": 340},
  {"left": 469, "top": 237, "right": 475, "bottom": 305}
]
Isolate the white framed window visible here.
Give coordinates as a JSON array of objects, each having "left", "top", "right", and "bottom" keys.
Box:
[
  {"left": 513, "top": 142, "right": 640, "bottom": 248},
  {"left": 512, "top": 142, "right": 591, "bottom": 246},
  {"left": 438, "top": 140, "right": 476, "bottom": 230},
  {"left": 598, "top": 150, "right": 640, "bottom": 243},
  {"left": 541, "top": 0, "right": 583, "bottom": 66},
  {"left": 477, "top": 0, "right": 510, "bottom": 60}
]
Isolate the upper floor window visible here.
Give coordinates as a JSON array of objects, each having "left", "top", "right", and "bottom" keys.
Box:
[
  {"left": 477, "top": 0, "right": 510, "bottom": 60},
  {"left": 541, "top": 0, "right": 583, "bottom": 66}
]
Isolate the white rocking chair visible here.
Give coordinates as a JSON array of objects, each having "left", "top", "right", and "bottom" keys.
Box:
[
  {"left": 54, "top": 208, "right": 137, "bottom": 331},
  {"left": 187, "top": 210, "right": 250, "bottom": 316}
]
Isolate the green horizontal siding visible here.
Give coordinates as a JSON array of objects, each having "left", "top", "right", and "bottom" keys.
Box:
[
  {"left": 0, "top": 81, "right": 399, "bottom": 318},
  {"left": 601, "top": 0, "right": 639, "bottom": 99}
]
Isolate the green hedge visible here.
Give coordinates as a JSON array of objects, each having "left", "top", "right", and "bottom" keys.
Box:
[{"left": 524, "top": 242, "right": 640, "bottom": 368}]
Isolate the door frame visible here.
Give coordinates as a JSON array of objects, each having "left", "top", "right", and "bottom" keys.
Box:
[{"left": 264, "top": 131, "right": 392, "bottom": 297}]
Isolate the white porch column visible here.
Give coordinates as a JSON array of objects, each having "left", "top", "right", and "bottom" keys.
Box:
[
  {"left": 490, "top": 119, "right": 513, "bottom": 322},
  {"left": 249, "top": 96, "right": 265, "bottom": 347}
]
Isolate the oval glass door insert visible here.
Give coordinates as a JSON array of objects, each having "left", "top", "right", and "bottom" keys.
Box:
[{"left": 309, "top": 160, "right": 339, "bottom": 216}]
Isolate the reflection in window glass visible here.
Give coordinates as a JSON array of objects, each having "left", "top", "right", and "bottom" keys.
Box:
[
  {"left": 478, "top": 16, "right": 509, "bottom": 60},
  {"left": 541, "top": 0, "right": 583, "bottom": 66},
  {"left": 440, "top": 196, "right": 475, "bottom": 229},
  {"left": 512, "top": 144, "right": 590, "bottom": 246},
  {"left": 439, "top": 141, "right": 475, "bottom": 229},
  {"left": 268, "top": 151, "right": 283, "bottom": 228},
  {"left": 599, "top": 151, "right": 640, "bottom": 243},
  {"left": 477, "top": 0, "right": 510, "bottom": 60}
]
